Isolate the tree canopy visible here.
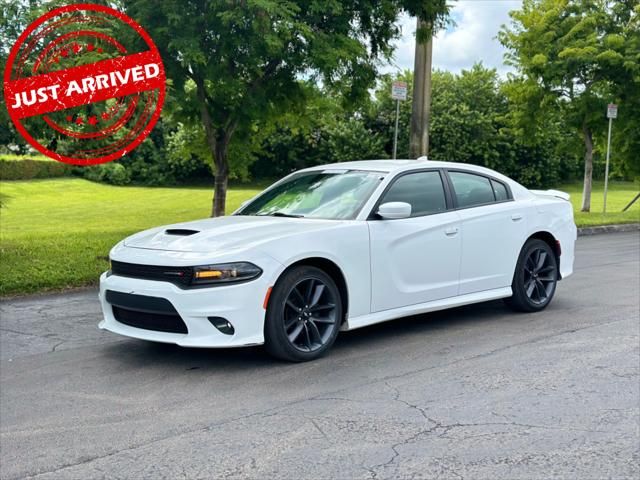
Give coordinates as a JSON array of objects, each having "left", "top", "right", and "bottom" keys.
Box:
[
  {"left": 125, "top": 0, "right": 451, "bottom": 216},
  {"left": 499, "top": 0, "right": 640, "bottom": 211}
]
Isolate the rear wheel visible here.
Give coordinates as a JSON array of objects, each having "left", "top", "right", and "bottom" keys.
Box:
[
  {"left": 505, "top": 239, "right": 558, "bottom": 312},
  {"left": 264, "top": 266, "right": 342, "bottom": 362}
]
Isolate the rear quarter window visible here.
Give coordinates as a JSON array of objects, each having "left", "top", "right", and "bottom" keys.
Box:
[
  {"left": 449, "top": 171, "right": 495, "bottom": 208},
  {"left": 491, "top": 179, "right": 510, "bottom": 201}
]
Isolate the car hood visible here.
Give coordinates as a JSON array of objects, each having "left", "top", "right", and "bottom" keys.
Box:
[{"left": 123, "top": 215, "right": 343, "bottom": 254}]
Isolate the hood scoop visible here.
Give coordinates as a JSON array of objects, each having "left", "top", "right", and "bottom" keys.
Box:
[{"left": 164, "top": 228, "right": 199, "bottom": 236}]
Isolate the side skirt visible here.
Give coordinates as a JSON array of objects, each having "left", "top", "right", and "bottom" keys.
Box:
[{"left": 342, "top": 287, "right": 513, "bottom": 331}]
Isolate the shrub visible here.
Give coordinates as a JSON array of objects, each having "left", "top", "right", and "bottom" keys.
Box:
[
  {"left": 0, "top": 154, "right": 73, "bottom": 180},
  {"left": 80, "top": 162, "right": 131, "bottom": 185}
]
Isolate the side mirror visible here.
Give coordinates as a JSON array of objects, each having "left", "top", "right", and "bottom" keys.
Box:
[{"left": 377, "top": 202, "right": 412, "bottom": 220}]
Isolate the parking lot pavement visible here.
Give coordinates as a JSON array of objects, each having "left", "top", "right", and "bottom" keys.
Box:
[{"left": 1, "top": 232, "right": 639, "bottom": 479}]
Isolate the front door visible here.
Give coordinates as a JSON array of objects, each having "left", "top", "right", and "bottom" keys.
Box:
[{"left": 368, "top": 170, "right": 462, "bottom": 313}]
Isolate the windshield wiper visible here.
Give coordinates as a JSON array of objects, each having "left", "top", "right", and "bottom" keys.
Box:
[{"left": 261, "top": 211, "right": 304, "bottom": 218}]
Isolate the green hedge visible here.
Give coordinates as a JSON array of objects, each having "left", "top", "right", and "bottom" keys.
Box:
[{"left": 0, "top": 154, "right": 73, "bottom": 180}]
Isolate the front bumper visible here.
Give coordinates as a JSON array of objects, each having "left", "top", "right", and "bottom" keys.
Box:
[{"left": 99, "top": 270, "right": 273, "bottom": 348}]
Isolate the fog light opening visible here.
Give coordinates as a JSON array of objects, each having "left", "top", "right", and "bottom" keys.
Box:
[{"left": 208, "top": 317, "right": 235, "bottom": 335}]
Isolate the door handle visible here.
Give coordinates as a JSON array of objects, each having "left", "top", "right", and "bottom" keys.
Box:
[
  {"left": 444, "top": 227, "right": 459, "bottom": 237},
  {"left": 511, "top": 214, "right": 523, "bottom": 222}
]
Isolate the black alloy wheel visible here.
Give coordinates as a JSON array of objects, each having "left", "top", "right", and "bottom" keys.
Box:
[
  {"left": 284, "top": 277, "right": 338, "bottom": 352},
  {"left": 505, "top": 238, "right": 558, "bottom": 312},
  {"left": 523, "top": 247, "right": 557, "bottom": 305},
  {"left": 264, "top": 266, "right": 342, "bottom": 361}
]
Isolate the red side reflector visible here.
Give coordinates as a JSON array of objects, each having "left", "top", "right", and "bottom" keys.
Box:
[
  {"left": 263, "top": 287, "right": 273, "bottom": 310},
  {"left": 556, "top": 240, "right": 562, "bottom": 256}
]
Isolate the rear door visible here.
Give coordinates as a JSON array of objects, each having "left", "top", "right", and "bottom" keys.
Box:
[
  {"left": 368, "top": 170, "right": 461, "bottom": 312},
  {"left": 446, "top": 170, "right": 527, "bottom": 295}
]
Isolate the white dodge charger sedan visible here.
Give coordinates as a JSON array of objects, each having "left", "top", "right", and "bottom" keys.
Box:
[{"left": 99, "top": 159, "right": 577, "bottom": 361}]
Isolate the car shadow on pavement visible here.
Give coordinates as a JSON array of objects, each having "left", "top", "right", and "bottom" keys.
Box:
[
  {"left": 335, "top": 299, "right": 514, "bottom": 350},
  {"left": 101, "top": 339, "right": 271, "bottom": 372}
]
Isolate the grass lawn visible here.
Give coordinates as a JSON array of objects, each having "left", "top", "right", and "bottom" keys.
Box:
[
  {"left": 0, "top": 154, "right": 52, "bottom": 161},
  {"left": 560, "top": 181, "right": 640, "bottom": 227},
  {"left": 0, "top": 178, "right": 265, "bottom": 296},
  {"left": 0, "top": 177, "right": 638, "bottom": 297}
]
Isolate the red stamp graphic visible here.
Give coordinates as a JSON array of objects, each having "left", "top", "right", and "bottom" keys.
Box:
[{"left": 3, "top": 4, "right": 166, "bottom": 165}]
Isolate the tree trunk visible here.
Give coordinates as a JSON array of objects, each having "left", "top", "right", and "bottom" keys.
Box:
[
  {"left": 196, "top": 78, "right": 232, "bottom": 217},
  {"left": 410, "top": 18, "right": 433, "bottom": 158},
  {"left": 212, "top": 142, "right": 229, "bottom": 217},
  {"left": 580, "top": 125, "right": 594, "bottom": 212}
]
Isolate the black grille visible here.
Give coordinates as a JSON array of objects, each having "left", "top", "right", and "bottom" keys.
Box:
[
  {"left": 110, "top": 260, "right": 192, "bottom": 286},
  {"left": 106, "top": 290, "right": 188, "bottom": 334},
  {"left": 112, "top": 306, "right": 188, "bottom": 334}
]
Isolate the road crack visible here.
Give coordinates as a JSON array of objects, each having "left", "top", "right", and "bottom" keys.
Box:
[{"left": 15, "top": 317, "right": 634, "bottom": 479}]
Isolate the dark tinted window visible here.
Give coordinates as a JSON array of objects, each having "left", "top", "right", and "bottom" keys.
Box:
[
  {"left": 380, "top": 171, "right": 446, "bottom": 217},
  {"left": 491, "top": 179, "right": 510, "bottom": 201},
  {"left": 449, "top": 171, "right": 495, "bottom": 208}
]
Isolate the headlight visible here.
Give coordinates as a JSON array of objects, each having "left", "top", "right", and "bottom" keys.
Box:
[{"left": 191, "top": 262, "right": 262, "bottom": 286}]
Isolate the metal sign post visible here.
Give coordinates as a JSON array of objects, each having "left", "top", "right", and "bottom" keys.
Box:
[
  {"left": 604, "top": 103, "right": 617, "bottom": 213},
  {"left": 391, "top": 81, "right": 407, "bottom": 160},
  {"left": 393, "top": 99, "right": 400, "bottom": 160}
]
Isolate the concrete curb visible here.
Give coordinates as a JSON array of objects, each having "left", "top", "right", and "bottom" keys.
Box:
[{"left": 578, "top": 223, "right": 640, "bottom": 236}]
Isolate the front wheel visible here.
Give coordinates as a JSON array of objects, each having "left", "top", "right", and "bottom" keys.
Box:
[
  {"left": 264, "top": 266, "right": 342, "bottom": 362},
  {"left": 505, "top": 239, "right": 558, "bottom": 312}
]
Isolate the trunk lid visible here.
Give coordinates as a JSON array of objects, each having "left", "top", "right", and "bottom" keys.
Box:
[{"left": 530, "top": 189, "right": 571, "bottom": 201}]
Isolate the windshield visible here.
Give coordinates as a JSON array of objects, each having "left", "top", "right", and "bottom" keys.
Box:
[{"left": 236, "top": 170, "right": 384, "bottom": 220}]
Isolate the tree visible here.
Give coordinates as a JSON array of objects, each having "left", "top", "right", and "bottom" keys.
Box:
[
  {"left": 499, "top": 0, "right": 639, "bottom": 211},
  {"left": 0, "top": 1, "right": 36, "bottom": 153},
  {"left": 252, "top": 82, "right": 388, "bottom": 178},
  {"left": 409, "top": 18, "right": 433, "bottom": 158},
  {"left": 367, "top": 65, "right": 581, "bottom": 187},
  {"left": 126, "top": 0, "right": 447, "bottom": 216},
  {"left": 611, "top": 1, "right": 640, "bottom": 178},
  {"left": 404, "top": 1, "right": 451, "bottom": 158}
]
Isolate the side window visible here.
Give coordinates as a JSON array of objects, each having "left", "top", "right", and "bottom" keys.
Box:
[
  {"left": 449, "top": 171, "right": 495, "bottom": 208},
  {"left": 379, "top": 171, "right": 447, "bottom": 217},
  {"left": 491, "top": 179, "right": 510, "bottom": 202}
]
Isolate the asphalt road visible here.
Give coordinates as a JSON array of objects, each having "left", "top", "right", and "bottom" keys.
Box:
[{"left": 1, "top": 232, "right": 639, "bottom": 480}]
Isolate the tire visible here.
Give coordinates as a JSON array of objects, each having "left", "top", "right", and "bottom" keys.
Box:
[
  {"left": 264, "top": 265, "right": 342, "bottom": 362},
  {"left": 505, "top": 238, "right": 558, "bottom": 312}
]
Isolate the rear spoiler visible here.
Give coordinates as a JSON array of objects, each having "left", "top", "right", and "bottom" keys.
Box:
[{"left": 530, "top": 189, "right": 571, "bottom": 201}]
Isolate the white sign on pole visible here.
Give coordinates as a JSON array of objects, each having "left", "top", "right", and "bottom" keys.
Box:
[
  {"left": 603, "top": 103, "right": 618, "bottom": 213},
  {"left": 391, "top": 81, "right": 407, "bottom": 159},
  {"left": 391, "top": 81, "right": 408, "bottom": 101}
]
